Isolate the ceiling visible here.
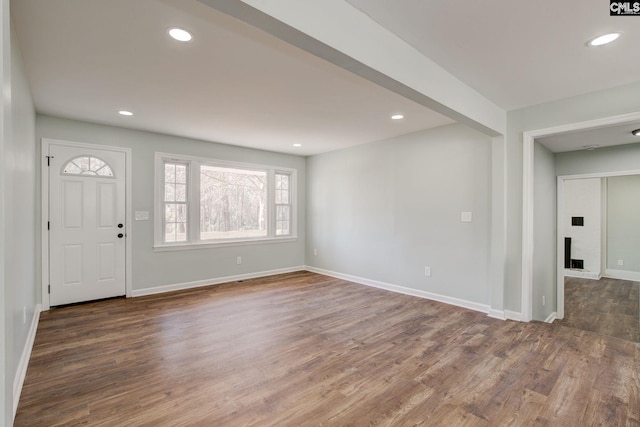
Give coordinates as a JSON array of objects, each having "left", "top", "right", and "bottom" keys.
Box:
[
  {"left": 537, "top": 121, "right": 640, "bottom": 153},
  {"left": 11, "top": 0, "right": 640, "bottom": 156},
  {"left": 10, "top": 0, "right": 452, "bottom": 156},
  {"left": 346, "top": 0, "right": 640, "bottom": 111}
]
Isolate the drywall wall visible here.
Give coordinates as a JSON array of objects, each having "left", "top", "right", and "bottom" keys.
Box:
[
  {"left": 563, "top": 178, "right": 602, "bottom": 276},
  {"left": 306, "top": 123, "right": 492, "bottom": 306},
  {"left": 506, "top": 81, "right": 640, "bottom": 314},
  {"left": 607, "top": 175, "right": 640, "bottom": 273},
  {"left": 1, "top": 0, "right": 9, "bottom": 421},
  {"left": 555, "top": 142, "right": 640, "bottom": 176},
  {"left": 7, "top": 18, "right": 37, "bottom": 378},
  {"left": 532, "top": 142, "right": 556, "bottom": 321},
  {"left": 36, "top": 115, "right": 306, "bottom": 292},
  {"left": 3, "top": 17, "right": 38, "bottom": 423}
]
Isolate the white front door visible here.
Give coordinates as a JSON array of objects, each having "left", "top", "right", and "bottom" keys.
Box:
[{"left": 48, "top": 143, "right": 127, "bottom": 306}]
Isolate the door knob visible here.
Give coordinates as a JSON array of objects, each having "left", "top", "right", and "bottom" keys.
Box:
[{"left": 117, "top": 233, "right": 124, "bottom": 238}]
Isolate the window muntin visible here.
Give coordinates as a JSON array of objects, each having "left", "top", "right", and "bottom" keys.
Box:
[
  {"left": 62, "top": 156, "right": 114, "bottom": 177},
  {"left": 200, "top": 165, "right": 267, "bottom": 240},
  {"left": 275, "top": 172, "right": 291, "bottom": 236},
  {"left": 155, "top": 153, "right": 296, "bottom": 249},
  {"left": 163, "top": 162, "right": 188, "bottom": 242}
]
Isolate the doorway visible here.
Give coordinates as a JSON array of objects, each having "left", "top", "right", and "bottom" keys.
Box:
[
  {"left": 555, "top": 172, "right": 640, "bottom": 342},
  {"left": 42, "top": 139, "right": 132, "bottom": 309},
  {"left": 521, "top": 111, "right": 640, "bottom": 322}
]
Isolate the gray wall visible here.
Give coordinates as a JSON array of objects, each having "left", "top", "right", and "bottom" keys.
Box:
[
  {"left": 3, "top": 17, "right": 38, "bottom": 424},
  {"left": 607, "top": 175, "right": 640, "bottom": 272},
  {"left": 1, "top": 0, "right": 9, "bottom": 421},
  {"left": 556, "top": 142, "right": 640, "bottom": 176},
  {"left": 532, "top": 142, "right": 556, "bottom": 321},
  {"left": 506, "top": 81, "right": 640, "bottom": 313},
  {"left": 37, "top": 115, "right": 306, "bottom": 292},
  {"left": 306, "top": 123, "right": 492, "bottom": 305}
]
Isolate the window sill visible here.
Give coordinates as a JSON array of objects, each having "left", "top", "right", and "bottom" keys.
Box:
[{"left": 153, "top": 236, "right": 298, "bottom": 252}]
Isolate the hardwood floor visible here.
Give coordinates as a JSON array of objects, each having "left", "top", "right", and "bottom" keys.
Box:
[
  {"left": 15, "top": 271, "right": 640, "bottom": 426},
  {"left": 556, "top": 276, "right": 640, "bottom": 342}
]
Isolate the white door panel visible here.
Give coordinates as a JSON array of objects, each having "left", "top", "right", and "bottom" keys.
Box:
[{"left": 49, "top": 144, "right": 126, "bottom": 306}]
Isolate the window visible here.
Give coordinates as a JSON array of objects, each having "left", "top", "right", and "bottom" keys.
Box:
[
  {"left": 275, "top": 172, "right": 291, "bottom": 236},
  {"left": 62, "top": 156, "right": 114, "bottom": 177},
  {"left": 200, "top": 165, "right": 267, "bottom": 240},
  {"left": 163, "top": 162, "right": 188, "bottom": 242},
  {"left": 155, "top": 153, "right": 296, "bottom": 249}
]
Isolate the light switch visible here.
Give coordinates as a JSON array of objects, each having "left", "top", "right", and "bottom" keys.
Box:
[
  {"left": 461, "top": 211, "right": 472, "bottom": 223},
  {"left": 135, "top": 211, "right": 149, "bottom": 221}
]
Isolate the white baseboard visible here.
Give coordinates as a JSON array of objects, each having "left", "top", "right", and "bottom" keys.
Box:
[
  {"left": 504, "top": 310, "right": 523, "bottom": 321},
  {"left": 544, "top": 311, "right": 557, "bottom": 323},
  {"left": 14, "top": 303, "right": 42, "bottom": 419},
  {"left": 603, "top": 269, "right": 640, "bottom": 282},
  {"left": 305, "top": 266, "right": 493, "bottom": 316},
  {"left": 487, "top": 309, "right": 506, "bottom": 320},
  {"left": 131, "top": 266, "right": 306, "bottom": 297},
  {"left": 564, "top": 269, "right": 601, "bottom": 280}
]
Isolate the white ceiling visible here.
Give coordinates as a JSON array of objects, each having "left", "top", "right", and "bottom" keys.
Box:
[
  {"left": 11, "top": 0, "right": 640, "bottom": 156},
  {"left": 346, "top": 0, "right": 640, "bottom": 111},
  {"left": 10, "top": 0, "right": 452, "bottom": 156}
]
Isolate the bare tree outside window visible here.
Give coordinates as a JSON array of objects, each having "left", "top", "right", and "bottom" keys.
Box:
[{"left": 200, "top": 165, "right": 267, "bottom": 240}]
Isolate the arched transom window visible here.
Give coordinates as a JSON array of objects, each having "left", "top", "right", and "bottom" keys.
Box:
[{"left": 62, "top": 156, "right": 114, "bottom": 177}]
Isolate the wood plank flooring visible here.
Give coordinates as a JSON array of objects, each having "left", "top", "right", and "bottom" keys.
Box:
[
  {"left": 15, "top": 271, "right": 640, "bottom": 426},
  {"left": 556, "top": 276, "right": 640, "bottom": 342}
]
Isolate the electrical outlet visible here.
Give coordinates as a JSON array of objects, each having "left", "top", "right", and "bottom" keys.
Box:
[
  {"left": 425, "top": 266, "right": 431, "bottom": 277},
  {"left": 618, "top": 259, "right": 624, "bottom": 266},
  {"left": 542, "top": 296, "right": 546, "bottom": 306},
  {"left": 236, "top": 256, "right": 242, "bottom": 265},
  {"left": 313, "top": 248, "right": 317, "bottom": 256}
]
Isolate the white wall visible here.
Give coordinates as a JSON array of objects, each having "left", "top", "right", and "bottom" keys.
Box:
[
  {"left": 306, "top": 123, "right": 492, "bottom": 306},
  {"left": 36, "top": 115, "right": 306, "bottom": 293},
  {"left": 532, "top": 142, "right": 556, "bottom": 321},
  {"left": 563, "top": 178, "right": 602, "bottom": 276},
  {"left": 607, "top": 175, "right": 640, "bottom": 273}
]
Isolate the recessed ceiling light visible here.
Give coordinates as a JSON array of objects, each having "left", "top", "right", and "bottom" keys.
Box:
[
  {"left": 587, "top": 32, "right": 621, "bottom": 47},
  {"left": 118, "top": 110, "right": 133, "bottom": 116},
  {"left": 632, "top": 129, "right": 640, "bottom": 136},
  {"left": 391, "top": 114, "right": 404, "bottom": 120},
  {"left": 168, "top": 27, "right": 193, "bottom": 42},
  {"left": 293, "top": 143, "right": 302, "bottom": 147}
]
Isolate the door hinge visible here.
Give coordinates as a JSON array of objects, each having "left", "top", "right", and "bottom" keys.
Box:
[
  {"left": 47, "top": 221, "right": 50, "bottom": 230},
  {"left": 48, "top": 285, "right": 51, "bottom": 294}
]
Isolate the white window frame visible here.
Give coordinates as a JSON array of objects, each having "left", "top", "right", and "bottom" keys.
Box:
[
  {"left": 275, "top": 171, "right": 293, "bottom": 237},
  {"left": 154, "top": 152, "right": 297, "bottom": 250}
]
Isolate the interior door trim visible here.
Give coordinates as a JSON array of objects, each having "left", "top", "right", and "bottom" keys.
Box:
[{"left": 41, "top": 138, "right": 132, "bottom": 310}]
